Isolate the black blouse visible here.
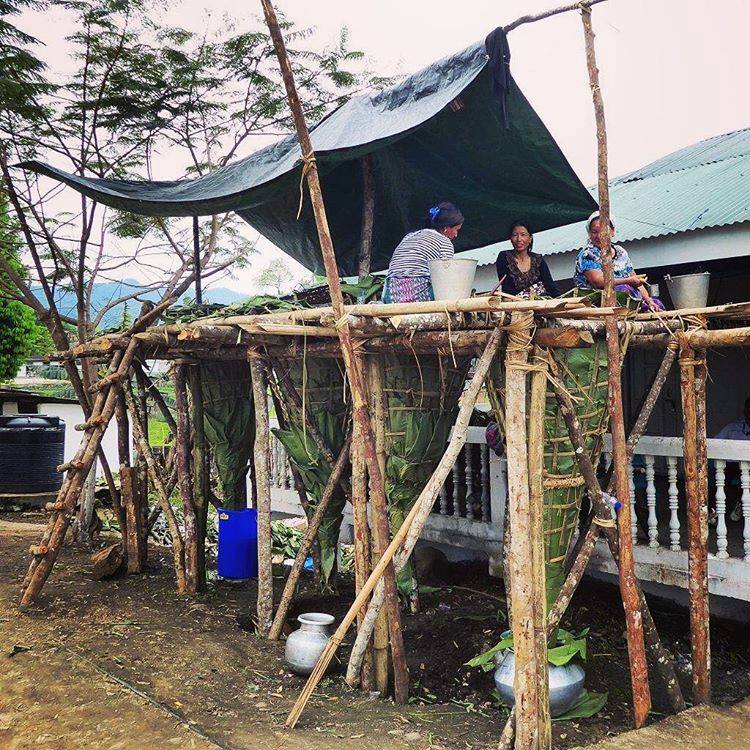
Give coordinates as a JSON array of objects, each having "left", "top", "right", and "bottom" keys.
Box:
[{"left": 495, "top": 250, "right": 560, "bottom": 297}]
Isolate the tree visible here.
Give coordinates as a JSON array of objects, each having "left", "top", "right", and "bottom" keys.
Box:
[
  {"left": 256, "top": 258, "right": 294, "bottom": 296},
  {"left": 0, "top": 0, "right": 385, "bottom": 543},
  {"left": 0, "top": 189, "right": 49, "bottom": 378}
]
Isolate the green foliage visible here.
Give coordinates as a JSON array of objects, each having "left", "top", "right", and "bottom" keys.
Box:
[
  {"left": 465, "top": 628, "right": 591, "bottom": 673},
  {"left": 271, "top": 520, "right": 303, "bottom": 559},
  {"left": 553, "top": 690, "right": 608, "bottom": 721},
  {"left": 147, "top": 418, "right": 171, "bottom": 448},
  {"left": 0, "top": 0, "right": 49, "bottom": 121},
  {"left": 0, "top": 296, "right": 36, "bottom": 380}
]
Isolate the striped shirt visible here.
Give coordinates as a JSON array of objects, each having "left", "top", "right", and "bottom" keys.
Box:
[{"left": 387, "top": 229, "right": 454, "bottom": 278}]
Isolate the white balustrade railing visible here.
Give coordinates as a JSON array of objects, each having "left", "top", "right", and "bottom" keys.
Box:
[{"left": 603, "top": 435, "right": 750, "bottom": 562}]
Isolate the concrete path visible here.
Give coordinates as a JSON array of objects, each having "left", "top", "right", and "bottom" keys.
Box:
[{"left": 578, "top": 699, "right": 750, "bottom": 750}]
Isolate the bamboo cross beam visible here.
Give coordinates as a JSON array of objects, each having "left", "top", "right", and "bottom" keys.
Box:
[
  {"left": 287, "top": 325, "right": 505, "bottom": 728},
  {"left": 503, "top": 0, "right": 607, "bottom": 32},
  {"left": 581, "top": 3, "right": 651, "bottom": 727},
  {"left": 260, "top": 0, "right": 408, "bottom": 701}
]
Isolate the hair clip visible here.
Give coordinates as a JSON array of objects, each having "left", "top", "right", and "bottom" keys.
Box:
[{"left": 428, "top": 206, "right": 441, "bottom": 222}]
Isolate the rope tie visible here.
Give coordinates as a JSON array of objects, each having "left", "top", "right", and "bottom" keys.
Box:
[
  {"left": 679, "top": 358, "right": 706, "bottom": 368},
  {"left": 333, "top": 313, "right": 351, "bottom": 331},
  {"left": 296, "top": 152, "right": 317, "bottom": 219}
]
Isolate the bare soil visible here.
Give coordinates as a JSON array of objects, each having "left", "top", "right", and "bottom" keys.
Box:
[{"left": 1, "top": 515, "right": 750, "bottom": 750}]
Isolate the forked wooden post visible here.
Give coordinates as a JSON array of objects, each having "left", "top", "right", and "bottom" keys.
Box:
[
  {"left": 504, "top": 314, "right": 549, "bottom": 750},
  {"left": 679, "top": 338, "right": 711, "bottom": 704},
  {"left": 249, "top": 356, "right": 273, "bottom": 637},
  {"left": 260, "top": 0, "right": 408, "bottom": 702},
  {"left": 580, "top": 4, "right": 651, "bottom": 727}
]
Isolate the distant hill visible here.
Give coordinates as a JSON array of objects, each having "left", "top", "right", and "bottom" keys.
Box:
[{"left": 32, "top": 279, "right": 247, "bottom": 329}]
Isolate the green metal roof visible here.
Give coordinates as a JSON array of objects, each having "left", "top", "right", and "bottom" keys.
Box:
[{"left": 462, "top": 126, "right": 750, "bottom": 265}]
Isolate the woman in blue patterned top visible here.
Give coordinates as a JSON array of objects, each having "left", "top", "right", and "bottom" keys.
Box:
[{"left": 574, "top": 212, "right": 664, "bottom": 312}]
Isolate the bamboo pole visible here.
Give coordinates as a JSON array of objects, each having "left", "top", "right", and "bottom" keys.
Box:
[
  {"left": 268, "top": 436, "right": 352, "bottom": 641},
  {"left": 581, "top": 4, "right": 650, "bottom": 727},
  {"left": 260, "top": 0, "right": 408, "bottom": 701},
  {"left": 350, "top": 412, "right": 375, "bottom": 691},
  {"left": 679, "top": 340, "right": 711, "bottom": 704},
  {"left": 250, "top": 356, "right": 273, "bottom": 638},
  {"left": 173, "top": 364, "right": 200, "bottom": 594},
  {"left": 365, "top": 354, "right": 391, "bottom": 696},
  {"left": 632, "top": 326, "right": 750, "bottom": 349},
  {"left": 289, "top": 325, "right": 505, "bottom": 728}
]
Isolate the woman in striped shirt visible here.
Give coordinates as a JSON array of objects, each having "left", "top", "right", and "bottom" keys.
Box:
[{"left": 383, "top": 201, "right": 464, "bottom": 303}]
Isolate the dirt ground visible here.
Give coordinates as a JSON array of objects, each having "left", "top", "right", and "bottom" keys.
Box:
[{"left": 2, "top": 516, "right": 750, "bottom": 750}]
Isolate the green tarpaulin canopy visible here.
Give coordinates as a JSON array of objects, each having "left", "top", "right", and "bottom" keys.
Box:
[{"left": 20, "top": 36, "right": 596, "bottom": 276}]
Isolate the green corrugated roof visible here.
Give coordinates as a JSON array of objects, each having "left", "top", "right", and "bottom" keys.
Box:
[{"left": 462, "top": 126, "right": 750, "bottom": 266}]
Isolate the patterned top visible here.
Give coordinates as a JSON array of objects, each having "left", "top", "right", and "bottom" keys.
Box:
[
  {"left": 574, "top": 243, "right": 635, "bottom": 289},
  {"left": 387, "top": 228, "right": 454, "bottom": 278}
]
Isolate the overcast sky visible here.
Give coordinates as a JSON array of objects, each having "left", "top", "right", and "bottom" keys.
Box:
[{"left": 20, "top": 0, "right": 750, "bottom": 293}]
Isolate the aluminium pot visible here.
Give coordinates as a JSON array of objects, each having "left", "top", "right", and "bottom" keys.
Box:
[{"left": 284, "top": 612, "right": 335, "bottom": 676}]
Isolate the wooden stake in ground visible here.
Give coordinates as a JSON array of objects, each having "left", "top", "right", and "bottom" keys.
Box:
[
  {"left": 365, "top": 354, "right": 392, "bottom": 695},
  {"left": 250, "top": 356, "right": 273, "bottom": 637},
  {"left": 260, "top": 0, "right": 408, "bottom": 703},
  {"left": 504, "top": 314, "right": 549, "bottom": 750},
  {"left": 187, "top": 364, "right": 210, "bottom": 590},
  {"left": 679, "top": 338, "right": 711, "bottom": 704},
  {"left": 349, "top": 410, "right": 375, "bottom": 691},
  {"left": 173, "top": 363, "right": 201, "bottom": 594},
  {"left": 358, "top": 154, "right": 375, "bottom": 280},
  {"left": 288, "top": 325, "right": 505, "bottom": 728},
  {"left": 581, "top": 4, "right": 651, "bottom": 727}
]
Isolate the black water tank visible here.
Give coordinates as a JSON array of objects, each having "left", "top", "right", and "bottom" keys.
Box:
[{"left": 0, "top": 415, "right": 65, "bottom": 494}]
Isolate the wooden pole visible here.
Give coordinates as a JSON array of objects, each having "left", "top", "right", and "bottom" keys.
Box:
[
  {"left": 547, "top": 353, "right": 686, "bottom": 715},
  {"left": 581, "top": 4, "right": 651, "bottom": 727},
  {"left": 20, "top": 332, "right": 153, "bottom": 607},
  {"left": 268, "top": 436, "right": 351, "bottom": 641},
  {"left": 505, "top": 313, "right": 545, "bottom": 750},
  {"left": 358, "top": 154, "right": 375, "bottom": 280},
  {"left": 679, "top": 339, "right": 711, "bottom": 704},
  {"left": 123, "top": 383, "right": 187, "bottom": 593},
  {"left": 260, "top": 0, "right": 408, "bottom": 702},
  {"left": 187, "top": 364, "right": 209, "bottom": 591},
  {"left": 288, "top": 325, "right": 505, "bottom": 728},
  {"left": 528, "top": 346, "right": 552, "bottom": 749},
  {"left": 250, "top": 356, "right": 273, "bottom": 638},
  {"left": 350, "top": 412, "right": 375, "bottom": 691},
  {"left": 173, "top": 364, "right": 200, "bottom": 594},
  {"left": 366, "top": 354, "right": 393, "bottom": 695}
]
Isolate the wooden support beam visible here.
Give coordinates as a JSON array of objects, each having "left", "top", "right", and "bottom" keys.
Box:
[
  {"left": 581, "top": 4, "right": 650, "bottom": 727},
  {"left": 188, "top": 364, "right": 210, "bottom": 591},
  {"left": 679, "top": 340, "right": 711, "bottom": 704},
  {"left": 358, "top": 154, "right": 375, "bottom": 280},
  {"left": 250, "top": 356, "right": 273, "bottom": 637},
  {"left": 260, "top": 0, "right": 408, "bottom": 701},
  {"left": 505, "top": 313, "right": 546, "bottom": 750},
  {"left": 173, "top": 364, "right": 201, "bottom": 594}
]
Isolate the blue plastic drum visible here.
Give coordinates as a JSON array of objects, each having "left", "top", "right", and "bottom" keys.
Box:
[{"left": 217, "top": 507, "right": 258, "bottom": 579}]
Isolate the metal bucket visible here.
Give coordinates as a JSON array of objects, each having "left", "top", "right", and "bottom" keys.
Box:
[
  {"left": 429, "top": 258, "right": 477, "bottom": 300},
  {"left": 664, "top": 272, "right": 710, "bottom": 310}
]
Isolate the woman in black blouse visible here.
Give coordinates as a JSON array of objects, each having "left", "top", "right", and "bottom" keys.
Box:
[{"left": 494, "top": 220, "right": 559, "bottom": 298}]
